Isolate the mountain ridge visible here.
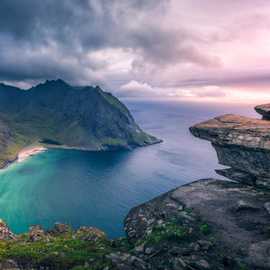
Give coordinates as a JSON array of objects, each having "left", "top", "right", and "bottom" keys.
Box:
[{"left": 0, "top": 79, "right": 161, "bottom": 168}]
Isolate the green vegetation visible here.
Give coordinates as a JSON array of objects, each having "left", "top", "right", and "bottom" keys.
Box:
[
  {"left": 101, "top": 138, "right": 127, "bottom": 148},
  {"left": 184, "top": 207, "right": 193, "bottom": 214},
  {"left": 99, "top": 90, "right": 130, "bottom": 116},
  {"left": 139, "top": 221, "right": 190, "bottom": 246},
  {"left": 238, "top": 262, "right": 250, "bottom": 270},
  {"left": 0, "top": 233, "right": 114, "bottom": 270},
  {"left": 133, "top": 206, "right": 213, "bottom": 247},
  {"left": 200, "top": 223, "right": 211, "bottom": 235}
]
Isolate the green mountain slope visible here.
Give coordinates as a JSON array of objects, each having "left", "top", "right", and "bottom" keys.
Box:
[{"left": 0, "top": 79, "right": 160, "bottom": 168}]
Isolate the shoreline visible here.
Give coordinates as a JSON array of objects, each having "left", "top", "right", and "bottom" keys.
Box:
[
  {"left": 0, "top": 146, "right": 48, "bottom": 171},
  {"left": 17, "top": 146, "right": 47, "bottom": 163},
  {"left": 0, "top": 139, "right": 162, "bottom": 170},
  {"left": 0, "top": 144, "right": 101, "bottom": 171}
]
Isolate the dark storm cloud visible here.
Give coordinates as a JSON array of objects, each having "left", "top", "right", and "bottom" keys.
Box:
[
  {"left": 0, "top": 43, "right": 79, "bottom": 81},
  {"left": 0, "top": 0, "right": 168, "bottom": 48},
  {"left": 0, "top": 0, "right": 218, "bottom": 85}
]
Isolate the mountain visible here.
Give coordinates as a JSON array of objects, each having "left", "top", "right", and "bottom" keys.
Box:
[{"left": 0, "top": 79, "right": 160, "bottom": 168}]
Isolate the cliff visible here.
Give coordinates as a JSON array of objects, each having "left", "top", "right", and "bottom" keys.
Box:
[
  {"left": 189, "top": 112, "right": 270, "bottom": 189},
  {"left": 0, "top": 80, "right": 160, "bottom": 168}
]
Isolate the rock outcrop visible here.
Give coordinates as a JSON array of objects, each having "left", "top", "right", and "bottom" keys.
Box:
[
  {"left": 125, "top": 179, "right": 270, "bottom": 270},
  {"left": 190, "top": 110, "right": 270, "bottom": 189},
  {"left": 255, "top": 103, "right": 270, "bottom": 120},
  {"left": 0, "top": 219, "right": 16, "bottom": 240}
]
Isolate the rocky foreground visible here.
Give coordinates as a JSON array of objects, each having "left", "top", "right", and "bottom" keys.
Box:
[{"left": 0, "top": 103, "right": 270, "bottom": 269}]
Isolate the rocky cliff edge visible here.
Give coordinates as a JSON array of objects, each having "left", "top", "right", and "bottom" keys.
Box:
[{"left": 189, "top": 104, "right": 270, "bottom": 189}]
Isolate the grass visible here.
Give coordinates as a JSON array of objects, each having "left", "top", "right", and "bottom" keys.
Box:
[
  {"left": 101, "top": 137, "right": 127, "bottom": 148},
  {"left": 238, "top": 262, "right": 250, "bottom": 270},
  {"left": 200, "top": 223, "right": 211, "bottom": 235},
  {"left": 0, "top": 233, "right": 114, "bottom": 270},
  {"left": 142, "top": 221, "right": 190, "bottom": 245}
]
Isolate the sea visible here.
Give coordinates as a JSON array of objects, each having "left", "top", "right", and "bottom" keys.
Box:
[{"left": 0, "top": 100, "right": 257, "bottom": 238}]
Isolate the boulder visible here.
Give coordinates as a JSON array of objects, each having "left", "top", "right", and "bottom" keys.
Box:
[
  {"left": 76, "top": 226, "right": 106, "bottom": 242},
  {"left": 29, "top": 225, "right": 46, "bottom": 242},
  {"left": 0, "top": 220, "right": 16, "bottom": 240},
  {"left": 50, "top": 223, "right": 71, "bottom": 235},
  {"left": 0, "top": 259, "right": 19, "bottom": 270}
]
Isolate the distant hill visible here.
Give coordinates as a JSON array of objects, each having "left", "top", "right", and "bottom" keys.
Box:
[{"left": 0, "top": 79, "right": 160, "bottom": 168}]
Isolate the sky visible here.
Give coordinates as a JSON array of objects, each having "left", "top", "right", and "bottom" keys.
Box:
[{"left": 1, "top": 0, "right": 270, "bottom": 103}]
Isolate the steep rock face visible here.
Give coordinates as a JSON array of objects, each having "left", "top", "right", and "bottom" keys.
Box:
[
  {"left": 125, "top": 179, "right": 270, "bottom": 270},
  {"left": 0, "top": 79, "right": 160, "bottom": 168},
  {"left": 190, "top": 113, "right": 270, "bottom": 189}
]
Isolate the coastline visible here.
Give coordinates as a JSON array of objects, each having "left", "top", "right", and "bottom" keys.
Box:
[
  {"left": 17, "top": 146, "right": 47, "bottom": 163},
  {"left": 0, "top": 138, "right": 162, "bottom": 170},
  {"left": 0, "top": 146, "right": 47, "bottom": 171}
]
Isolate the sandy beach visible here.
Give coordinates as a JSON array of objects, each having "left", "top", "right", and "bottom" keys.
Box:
[{"left": 17, "top": 146, "right": 47, "bottom": 163}]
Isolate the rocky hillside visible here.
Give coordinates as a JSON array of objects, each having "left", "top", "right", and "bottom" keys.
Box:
[
  {"left": 0, "top": 103, "right": 269, "bottom": 269},
  {"left": 0, "top": 79, "right": 160, "bottom": 168}
]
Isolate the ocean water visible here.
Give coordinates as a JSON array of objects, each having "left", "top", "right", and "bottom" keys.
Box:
[{"left": 0, "top": 100, "right": 257, "bottom": 238}]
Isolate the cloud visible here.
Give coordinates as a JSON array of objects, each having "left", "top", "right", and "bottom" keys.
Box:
[
  {"left": 192, "top": 86, "right": 227, "bottom": 98},
  {"left": 0, "top": 0, "right": 222, "bottom": 84},
  {"left": 1, "top": 0, "right": 270, "bottom": 101},
  {"left": 121, "top": 80, "right": 154, "bottom": 92},
  {"left": 118, "top": 80, "right": 227, "bottom": 100},
  {"left": 119, "top": 80, "right": 158, "bottom": 97},
  {"left": 165, "top": 86, "right": 227, "bottom": 100}
]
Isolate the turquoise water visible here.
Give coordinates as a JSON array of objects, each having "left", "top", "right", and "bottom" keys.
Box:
[{"left": 0, "top": 100, "right": 257, "bottom": 237}]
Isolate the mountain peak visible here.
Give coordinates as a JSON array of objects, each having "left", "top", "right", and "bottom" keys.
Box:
[
  {"left": 30, "top": 79, "right": 70, "bottom": 90},
  {"left": 43, "top": 79, "right": 69, "bottom": 87}
]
